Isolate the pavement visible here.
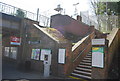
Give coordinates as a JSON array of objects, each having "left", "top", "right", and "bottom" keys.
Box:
[{"left": 2, "top": 60, "right": 67, "bottom": 80}]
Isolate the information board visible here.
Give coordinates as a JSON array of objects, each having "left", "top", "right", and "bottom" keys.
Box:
[
  {"left": 92, "top": 47, "right": 104, "bottom": 68},
  {"left": 58, "top": 48, "right": 66, "bottom": 64},
  {"left": 40, "top": 49, "right": 51, "bottom": 61},
  {"left": 31, "top": 49, "right": 40, "bottom": 60}
]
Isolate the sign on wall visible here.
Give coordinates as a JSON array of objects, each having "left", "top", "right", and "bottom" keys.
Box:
[
  {"left": 58, "top": 48, "right": 66, "bottom": 64},
  {"left": 40, "top": 49, "right": 51, "bottom": 61},
  {"left": 10, "top": 36, "right": 21, "bottom": 45},
  {"left": 92, "top": 39, "right": 105, "bottom": 45},
  {"left": 92, "top": 47, "right": 104, "bottom": 68},
  {"left": 31, "top": 49, "right": 40, "bottom": 60}
]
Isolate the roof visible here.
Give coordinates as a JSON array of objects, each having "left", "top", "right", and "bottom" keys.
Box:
[{"left": 33, "top": 24, "right": 68, "bottom": 43}]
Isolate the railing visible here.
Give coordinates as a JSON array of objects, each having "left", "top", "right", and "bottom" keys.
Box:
[
  {"left": 0, "top": 2, "right": 50, "bottom": 27},
  {"left": 80, "top": 12, "right": 98, "bottom": 28},
  {"left": 71, "top": 32, "right": 95, "bottom": 71},
  {"left": 73, "top": 43, "right": 91, "bottom": 62}
]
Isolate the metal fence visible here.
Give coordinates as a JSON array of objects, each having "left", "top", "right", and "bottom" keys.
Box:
[
  {"left": 0, "top": 2, "right": 50, "bottom": 27},
  {"left": 80, "top": 11, "right": 119, "bottom": 31},
  {"left": 72, "top": 11, "right": 99, "bottom": 29},
  {"left": 80, "top": 12, "right": 99, "bottom": 29}
]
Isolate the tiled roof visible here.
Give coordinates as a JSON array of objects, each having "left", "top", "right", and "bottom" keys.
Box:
[{"left": 33, "top": 24, "right": 68, "bottom": 43}]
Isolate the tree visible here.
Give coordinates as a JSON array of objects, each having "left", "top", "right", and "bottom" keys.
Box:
[
  {"left": 16, "top": 8, "right": 25, "bottom": 18},
  {"left": 90, "top": 0, "right": 119, "bottom": 31},
  {"left": 90, "top": 0, "right": 106, "bottom": 30}
]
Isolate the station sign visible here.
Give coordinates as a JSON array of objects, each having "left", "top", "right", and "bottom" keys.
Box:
[{"left": 10, "top": 36, "right": 21, "bottom": 45}]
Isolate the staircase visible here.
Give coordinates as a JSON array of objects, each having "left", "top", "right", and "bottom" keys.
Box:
[{"left": 69, "top": 52, "right": 92, "bottom": 80}]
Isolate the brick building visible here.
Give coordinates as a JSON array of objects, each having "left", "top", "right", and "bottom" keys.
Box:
[{"left": 2, "top": 13, "right": 95, "bottom": 78}]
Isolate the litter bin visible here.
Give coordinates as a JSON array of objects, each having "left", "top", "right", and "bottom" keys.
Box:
[{"left": 25, "top": 61, "right": 31, "bottom": 72}]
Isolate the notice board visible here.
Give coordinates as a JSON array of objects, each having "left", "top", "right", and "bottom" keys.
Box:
[
  {"left": 58, "top": 48, "right": 66, "bottom": 64},
  {"left": 40, "top": 49, "right": 51, "bottom": 61},
  {"left": 92, "top": 47, "right": 104, "bottom": 68},
  {"left": 31, "top": 49, "right": 40, "bottom": 60}
]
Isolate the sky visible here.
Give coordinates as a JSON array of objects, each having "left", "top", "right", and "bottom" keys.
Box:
[{"left": 0, "top": 0, "right": 92, "bottom": 17}]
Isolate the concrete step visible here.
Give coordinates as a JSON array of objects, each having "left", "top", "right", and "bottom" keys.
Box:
[
  {"left": 74, "top": 70, "right": 91, "bottom": 75},
  {"left": 84, "top": 58, "right": 91, "bottom": 60},
  {"left": 87, "top": 53, "right": 92, "bottom": 55},
  {"left": 78, "top": 65, "right": 92, "bottom": 69},
  {"left": 82, "top": 60, "right": 92, "bottom": 63},
  {"left": 76, "top": 67, "right": 92, "bottom": 72},
  {"left": 71, "top": 73, "right": 91, "bottom": 79},
  {"left": 80, "top": 62, "right": 91, "bottom": 65},
  {"left": 86, "top": 55, "right": 92, "bottom": 58}
]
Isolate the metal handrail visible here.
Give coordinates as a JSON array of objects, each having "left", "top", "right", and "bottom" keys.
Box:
[
  {"left": 0, "top": 2, "right": 50, "bottom": 27},
  {"left": 73, "top": 32, "right": 95, "bottom": 62},
  {"left": 73, "top": 43, "right": 91, "bottom": 62}
]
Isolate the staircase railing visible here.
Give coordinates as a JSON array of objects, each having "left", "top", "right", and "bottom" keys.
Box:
[
  {"left": 0, "top": 2, "right": 50, "bottom": 27},
  {"left": 72, "top": 32, "right": 95, "bottom": 71}
]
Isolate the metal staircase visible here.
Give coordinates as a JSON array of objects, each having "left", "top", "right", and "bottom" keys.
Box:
[{"left": 69, "top": 52, "right": 92, "bottom": 80}]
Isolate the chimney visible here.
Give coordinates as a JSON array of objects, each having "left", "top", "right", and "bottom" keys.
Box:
[{"left": 77, "top": 15, "right": 82, "bottom": 21}]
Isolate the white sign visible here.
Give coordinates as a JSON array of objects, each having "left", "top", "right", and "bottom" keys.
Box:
[
  {"left": 92, "top": 47, "right": 104, "bottom": 68},
  {"left": 92, "top": 52, "right": 104, "bottom": 68},
  {"left": 58, "top": 49, "right": 66, "bottom": 64},
  {"left": 40, "top": 49, "right": 51, "bottom": 61},
  {"left": 92, "top": 39, "right": 105, "bottom": 45}
]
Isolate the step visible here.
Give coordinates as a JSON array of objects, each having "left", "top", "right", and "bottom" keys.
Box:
[
  {"left": 78, "top": 65, "right": 92, "bottom": 69},
  {"left": 80, "top": 62, "right": 91, "bottom": 65},
  {"left": 87, "top": 53, "right": 92, "bottom": 55},
  {"left": 76, "top": 67, "right": 92, "bottom": 72},
  {"left": 71, "top": 73, "right": 91, "bottom": 79},
  {"left": 89, "top": 51, "right": 92, "bottom": 53},
  {"left": 82, "top": 60, "right": 92, "bottom": 63},
  {"left": 68, "top": 76, "right": 87, "bottom": 80},
  {"left": 84, "top": 58, "right": 91, "bottom": 60},
  {"left": 74, "top": 70, "right": 91, "bottom": 75},
  {"left": 86, "top": 55, "right": 92, "bottom": 58}
]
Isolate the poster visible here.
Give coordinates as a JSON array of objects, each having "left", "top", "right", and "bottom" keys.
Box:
[
  {"left": 31, "top": 49, "right": 40, "bottom": 60},
  {"left": 58, "top": 48, "right": 66, "bottom": 64},
  {"left": 40, "top": 49, "right": 51, "bottom": 61},
  {"left": 92, "top": 47, "right": 104, "bottom": 68}
]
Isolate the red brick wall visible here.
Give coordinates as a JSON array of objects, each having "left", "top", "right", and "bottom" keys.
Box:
[{"left": 50, "top": 14, "right": 94, "bottom": 37}]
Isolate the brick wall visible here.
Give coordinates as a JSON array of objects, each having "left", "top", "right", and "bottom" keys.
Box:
[
  {"left": 50, "top": 14, "right": 93, "bottom": 37},
  {"left": 92, "top": 28, "right": 120, "bottom": 79}
]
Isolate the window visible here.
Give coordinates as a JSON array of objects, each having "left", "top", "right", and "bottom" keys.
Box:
[
  {"left": 4, "top": 47, "right": 18, "bottom": 59},
  {"left": 4, "top": 47, "right": 10, "bottom": 57},
  {"left": 10, "top": 47, "right": 17, "bottom": 59}
]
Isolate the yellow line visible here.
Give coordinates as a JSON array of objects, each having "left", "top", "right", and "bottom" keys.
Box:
[{"left": 68, "top": 76, "right": 88, "bottom": 81}]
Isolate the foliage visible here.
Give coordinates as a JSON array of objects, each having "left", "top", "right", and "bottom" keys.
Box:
[
  {"left": 90, "top": 0, "right": 119, "bottom": 31},
  {"left": 91, "top": 1, "right": 119, "bottom": 15},
  {"left": 107, "top": 2, "right": 119, "bottom": 15},
  {"left": 16, "top": 8, "right": 25, "bottom": 18},
  {"left": 96, "top": 3, "right": 106, "bottom": 15}
]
